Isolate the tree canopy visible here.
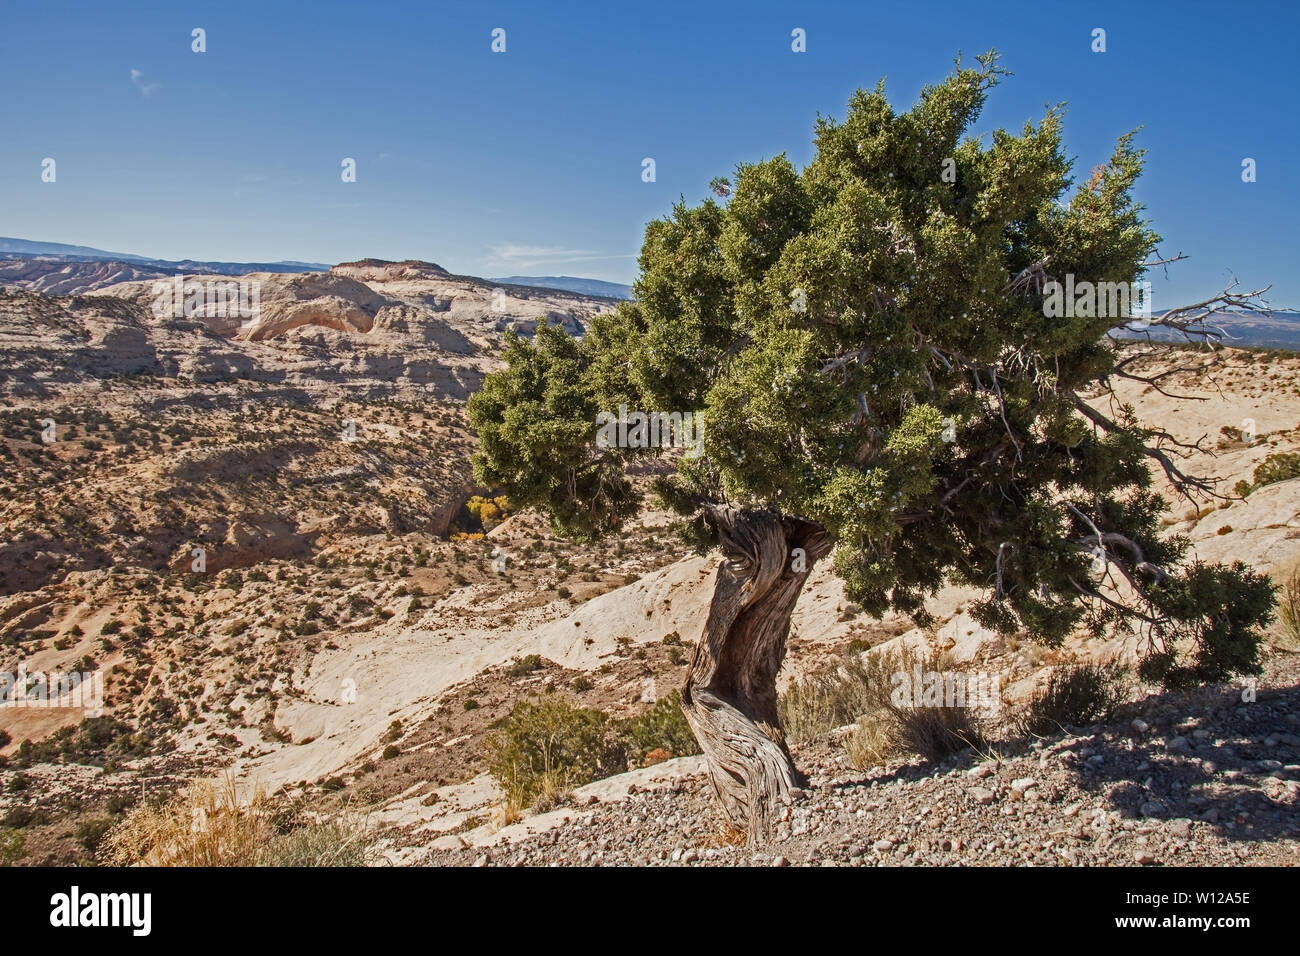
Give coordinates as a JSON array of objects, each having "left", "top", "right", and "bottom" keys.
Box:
[{"left": 470, "top": 51, "right": 1276, "bottom": 690}]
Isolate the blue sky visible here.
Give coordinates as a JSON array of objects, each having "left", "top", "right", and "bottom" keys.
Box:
[{"left": 2, "top": 0, "right": 1297, "bottom": 306}]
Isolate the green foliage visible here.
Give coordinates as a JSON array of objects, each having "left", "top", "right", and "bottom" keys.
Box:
[
  {"left": 468, "top": 323, "right": 637, "bottom": 538},
  {"left": 1249, "top": 452, "right": 1300, "bottom": 492},
  {"left": 486, "top": 694, "right": 700, "bottom": 806},
  {"left": 618, "top": 692, "right": 700, "bottom": 763},
  {"left": 467, "top": 51, "right": 1275, "bottom": 690},
  {"left": 12, "top": 717, "right": 152, "bottom": 768},
  {"left": 486, "top": 698, "right": 626, "bottom": 806},
  {"left": 505, "top": 654, "right": 544, "bottom": 677}
]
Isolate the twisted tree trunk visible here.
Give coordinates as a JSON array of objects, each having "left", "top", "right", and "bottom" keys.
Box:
[{"left": 680, "top": 505, "right": 831, "bottom": 843}]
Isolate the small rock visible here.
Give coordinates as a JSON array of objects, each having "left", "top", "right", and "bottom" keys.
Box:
[
  {"left": 1011, "top": 777, "right": 1038, "bottom": 793},
  {"left": 473, "top": 854, "right": 488, "bottom": 868},
  {"left": 1134, "top": 850, "right": 1157, "bottom": 865},
  {"left": 1131, "top": 718, "right": 1150, "bottom": 734},
  {"left": 968, "top": 763, "right": 994, "bottom": 779},
  {"left": 771, "top": 855, "right": 790, "bottom": 867},
  {"left": 970, "top": 786, "right": 997, "bottom": 805},
  {"left": 873, "top": 838, "right": 895, "bottom": 852},
  {"left": 1168, "top": 736, "right": 1191, "bottom": 752},
  {"left": 1139, "top": 801, "right": 1164, "bottom": 818}
]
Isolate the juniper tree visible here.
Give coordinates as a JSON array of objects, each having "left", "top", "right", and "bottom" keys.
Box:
[{"left": 469, "top": 52, "right": 1277, "bottom": 841}]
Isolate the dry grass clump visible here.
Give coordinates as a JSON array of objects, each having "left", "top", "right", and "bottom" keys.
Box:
[
  {"left": 1276, "top": 562, "right": 1300, "bottom": 650},
  {"left": 1012, "top": 660, "right": 1129, "bottom": 738},
  {"left": 781, "top": 647, "right": 990, "bottom": 768},
  {"left": 100, "top": 774, "right": 373, "bottom": 867}
]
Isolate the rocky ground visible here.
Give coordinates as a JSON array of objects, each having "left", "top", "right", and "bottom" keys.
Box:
[{"left": 421, "top": 654, "right": 1300, "bottom": 867}]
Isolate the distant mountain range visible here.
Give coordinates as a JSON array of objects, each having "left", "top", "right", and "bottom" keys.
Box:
[
  {"left": 0, "top": 237, "right": 331, "bottom": 275},
  {"left": 1116, "top": 311, "right": 1300, "bottom": 352},
  {"left": 0, "top": 238, "right": 634, "bottom": 300}
]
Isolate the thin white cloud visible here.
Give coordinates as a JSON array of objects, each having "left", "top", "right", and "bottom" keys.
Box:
[
  {"left": 487, "top": 243, "right": 635, "bottom": 270},
  {"left": 130, "top": 68, "right": 162, "bottom": 97}
]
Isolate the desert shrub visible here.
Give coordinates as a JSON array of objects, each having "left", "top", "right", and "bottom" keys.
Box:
[
  {"left": 1015, "top": 660, "right": 1129, "bottom": 736},
  {"left": 571, "top": 675, "right": 593, "bottom": 692},
  {"left": 75, "top": 816, "right": 115, "bottom": 853},
  {"left": 0, "top": 828, "right": 23, "bottom": 865},
  {"left": 1, "top": 806, "right": 47, "bottom": 828},
  {"left": 890, "top": 698, "right": 987, "bottom": 761},
  {"left": 778, "top": 654, "right": 895, "bottom": 743},
  {"left": 1252, "top": 452, "right": 1300, "bottom": 490},
  {"left": 618, "top": 692, "right": 699, "bottom": 763},
  {"left": 12, "top": 716, "right": 150, "bottom": 768},
  {"left": 381, "top": 745, "right": 400, "bottom": 760},
  {"left": 258, "top": 818, "right": 373, "bottom": 867},
  {"left": 505, "top": 654, "right": 544, "bottom": 677},
  {"left": 486, "top": 698, "right": 627, "bottom": 807},
  {"left": 100, "top": 777, "right": 372, "bottom": 866},
  {"left": 789, "top": 648, "right": 989, "bottom": 764}
]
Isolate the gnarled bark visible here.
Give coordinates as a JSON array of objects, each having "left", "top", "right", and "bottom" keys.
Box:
[{"left": 680, "top": 505, "right": 830, "bottom": 843}]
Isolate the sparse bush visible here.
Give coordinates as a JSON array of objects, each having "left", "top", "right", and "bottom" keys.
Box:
[
  {"left": 76, "top": 817, "right": 114, "bottom": 853},
  {"left": 2, "top": 806, "right": 48, "bottom": 828},
  {"left": 618, "top": 692, "right": 699, "bottom": 763},
  {"left": 890, "top": 697, "right": 987, "bottom": 761},
  {"left": 486, "top": 698, "right": 626, "bottom": 807},
  {"left": 259, "top": 818, "right": 373, "bottom": 866},
  {"left": 779, "top": 654, "right": 893, "bottom": 743},
  {"left": 1251, "top": 451, "right": 1300, "bottom": 490},
  {"left": 1015, "top": 660, "right": 1129, "bottom": 736},
  {"left": 381, "top": 745, "right": 400, "bottom": 760},
  {"left": 0, "top": 828, "right": 23, "bottom": 865},
  {"left": 505, "top": 654, "right": 544, "bottom": 678},
  {"left": 572, "top": 675, "right": 593, "bottom": 692}
]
